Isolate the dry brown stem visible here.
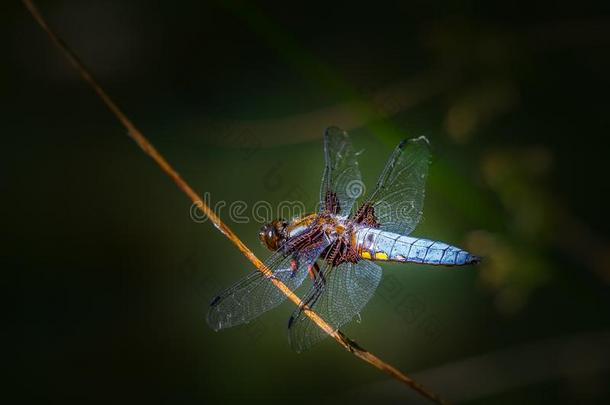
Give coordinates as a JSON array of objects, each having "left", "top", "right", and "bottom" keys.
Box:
[{"left": 21, "top": 1, "right": 448, "bottom": 403}]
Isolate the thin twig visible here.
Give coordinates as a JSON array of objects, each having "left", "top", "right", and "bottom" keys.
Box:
[{"left": 21, "top": 1, "right": 448, "bottom": 403}]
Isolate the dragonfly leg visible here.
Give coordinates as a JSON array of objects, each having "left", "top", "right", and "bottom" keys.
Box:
[
  {"left": 288, "top": 267, "right": 326, "bottom": 329},
  {"left": 289, "top": 256, "right": 300, "bottom": 278},
  {"left": 307, "top": 262, "right": 320, "bottom": 281},
  {"left": 304, "top": 263, "right": 325, "bottom": 306}
]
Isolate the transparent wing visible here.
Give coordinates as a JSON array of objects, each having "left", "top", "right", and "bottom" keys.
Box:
[
  {"left": 206, "top": 242, "right": 328, "bottom": 331},
  {"left": 319, "top": 126, "right": 363, "bottom": 216},
  {"left": 287, "top": 260, "right": 382, "bottom": 353},
  {"left": 362, "top": 136, "right": 431, "bottom": 235}
]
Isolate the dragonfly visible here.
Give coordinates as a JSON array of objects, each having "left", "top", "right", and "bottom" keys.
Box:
[{"left": 207, "top": 127, "right": 480, "bottom": 352}]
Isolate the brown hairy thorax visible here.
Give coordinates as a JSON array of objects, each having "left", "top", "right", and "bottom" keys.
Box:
[
  {"left": 261, "top": 193, "right": 379, "bottom": 267},
  {"left": 320, "top": 191, "right": 361, "bottom": 267}
]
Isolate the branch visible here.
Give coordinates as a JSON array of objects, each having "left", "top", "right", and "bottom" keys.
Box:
[{"left": 21, "top": 1, "right": 447, "bottom": 403}]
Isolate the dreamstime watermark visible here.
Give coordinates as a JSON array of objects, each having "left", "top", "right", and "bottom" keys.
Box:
[
  {"left": 188, "top": 179, "right": 377, "bottom": 225},
  {"left": 345, "top": 179, "right": 366, "bottom": 199},
  {"left": 189, "top": 192, "right": 309, "bottom": 224},
  {"left": 188, "top": 192, "right": 420, "bottom": 226}
]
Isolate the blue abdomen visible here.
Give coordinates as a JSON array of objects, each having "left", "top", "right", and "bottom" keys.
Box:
[{"left": 354, "top": 228, "right": 480, "bottom": 266}]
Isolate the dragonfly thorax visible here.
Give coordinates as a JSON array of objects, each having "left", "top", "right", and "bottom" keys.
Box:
[{"left": 259, "top": 213, "right": 358, "bottom": 267}]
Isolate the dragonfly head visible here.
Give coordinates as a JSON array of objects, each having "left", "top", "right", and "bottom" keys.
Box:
[{"left": 259, "top": 219, "right": 287, "bottom": 251}]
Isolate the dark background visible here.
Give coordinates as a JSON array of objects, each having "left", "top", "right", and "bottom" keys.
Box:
[{"left": 4, "top": 1, "right": 610, "bottom": 403}]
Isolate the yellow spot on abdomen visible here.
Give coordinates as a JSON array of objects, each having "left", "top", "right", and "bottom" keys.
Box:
[
  {"left": 361, "top": 251, "right": 372, "bottom": 259},
  {"left": 374, "top": 251, "right": 389, "bottom": 260}
]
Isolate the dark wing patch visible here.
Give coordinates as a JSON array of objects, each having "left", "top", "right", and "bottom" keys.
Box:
[
  {"left": 319, "top": 127, "right": 362, "bottom": 216},
  {"left": 353, "top": 202, "right": 379, "bottom": 228},
  {"left": 360, "top": 136, "right": 430, "bottom": 235}
]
